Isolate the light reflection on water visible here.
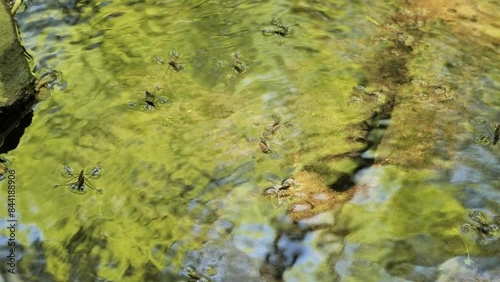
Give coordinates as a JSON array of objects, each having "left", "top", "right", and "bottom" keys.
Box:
[{"left": 0, "top": 0, "right": 499, "bottom": 281}]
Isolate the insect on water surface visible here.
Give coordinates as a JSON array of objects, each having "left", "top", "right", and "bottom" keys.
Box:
[
  {"left": 477, "top": 122, "right": 500, "bottom": 146},
  {"left": 218, "top": 52, "right": 260, "bottom": 79},
  {"left": 55, "top": 164, "right": 104, "bottom": 194},
  {"left": 261, "top": 18, "right": 297, "bottom": 43},
  {"left": 259, "top": 137, "right": 272, "bottom": 154},
  {"left": 167, "top": 49, "right": 185, "bottom": 73},
  {"left": 263, "top": 178, "right": 299, "bottom": 206},
  {"left": 489, "top": 124, "right": 499, "bottom": 145},
  {"left": 461, "top": 210, "right": 499, "bottom": 245},
  {"left": 128, "top": 87, "right": 168, "bottom": 111}
]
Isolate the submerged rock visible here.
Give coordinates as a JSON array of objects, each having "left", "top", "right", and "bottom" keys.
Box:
[{"left": 0, "top": 1, "right": 37, "bottom": 152}]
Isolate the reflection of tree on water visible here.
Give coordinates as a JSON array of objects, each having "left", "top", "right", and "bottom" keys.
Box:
[
  {"left": 64, "top": 226, "right": 104, "bottom": 281},
  {"left": 260, "top": 222, "right": 310, "bottom": 282}
]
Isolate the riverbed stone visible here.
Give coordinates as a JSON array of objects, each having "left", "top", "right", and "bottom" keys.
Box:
[
  {"left": 0, "top": 1, "right": 36, "bottom": 150},
  {"left": 0, "top": 1, "right": 34, "bottom": 108}
]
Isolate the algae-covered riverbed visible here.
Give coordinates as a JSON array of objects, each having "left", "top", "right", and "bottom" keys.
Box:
[{"left": 1, "top": 0, "right": 499, "bottom": 281}]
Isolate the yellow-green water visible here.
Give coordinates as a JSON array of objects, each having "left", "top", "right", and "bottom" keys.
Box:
[{"left": 1, "top": 0, "right": 499, "bottom": 281}]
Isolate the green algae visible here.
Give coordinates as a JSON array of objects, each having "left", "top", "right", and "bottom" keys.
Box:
[{"left": 0, "top": 0, "right": 499, "bottom": 281}]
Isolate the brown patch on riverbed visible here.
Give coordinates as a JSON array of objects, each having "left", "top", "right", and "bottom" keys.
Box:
[
  {"left": 410, "top": 0, "right": 498, "bottom": 50},
  {"left": 285, "top": 170, "right": 359, "bottom": 221}
]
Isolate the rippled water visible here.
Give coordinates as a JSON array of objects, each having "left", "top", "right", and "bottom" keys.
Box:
[{"left": 1, "top": 0, "right": 499, "bottom": 281}]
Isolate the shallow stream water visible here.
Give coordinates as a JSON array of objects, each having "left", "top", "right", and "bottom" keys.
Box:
[{"left": 0, "top": 0, "right": 499, "bottom": 281}]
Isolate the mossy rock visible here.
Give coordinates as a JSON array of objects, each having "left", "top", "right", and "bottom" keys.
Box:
[
  {"left": 0, "top": 1, "right": 34, "bottom": 107},
  {"left": 0, "top": 1, "right": 36, "bottom": 149}
]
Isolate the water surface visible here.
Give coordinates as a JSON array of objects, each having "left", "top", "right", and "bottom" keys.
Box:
[{"left": 0, "top": 0, "right": 499, "bottom": 281}]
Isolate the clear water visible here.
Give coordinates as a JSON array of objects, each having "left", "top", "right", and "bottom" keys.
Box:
[{"left": 0, "top": 0, "right": 499, "bottom": 281}]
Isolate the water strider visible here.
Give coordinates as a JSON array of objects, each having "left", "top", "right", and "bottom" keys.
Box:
[
  {"left": 262, "top": 114, "right": 293, "bottom": 139},
  {"left": 167, "top": 49, "right": 185, "bottom": 73},
  {"left": 261, "top": 18, "right": 296, "bottom": 43},
  {"left": 485, "top": 123, "right": 500, "bottom": 145},
  {"left": 263, "top": 177, "right": 299, "bottom": 206},
  {"left": 261, "top": 120, "right": 281, "bottom": 139},
  {"left": 55, "top": 164, "right": 104, "bottom": 194},
  {"left": 248, "top": 118, "right": 291, "bottom": 155},
  {"left": 494, "top": 124, "right": 500, "bottom": 145},
  {"left": 218, "top": 52, "right": 247, "bottom": 75},
  {"left": 461, "top": 210, "right": 499, "bottom": 245},
  {"left": 218, "top": 52, "right": 260, "bottom": 78},
  {"left": 477, "top": 122, "right": 499, "bottom": 146},
  {"left": 258, "top": 137, "right": 272, "bottom": 154},
  {"left": 128, "top": 87, "right": 168, "bottom": 111}
]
